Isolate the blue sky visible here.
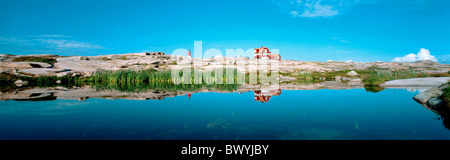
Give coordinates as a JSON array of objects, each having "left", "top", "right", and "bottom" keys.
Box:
[{"left": 0, "top": 0, "right": 449, "bottom": 62}]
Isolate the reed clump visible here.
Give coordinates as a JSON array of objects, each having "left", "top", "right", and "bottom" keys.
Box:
[
  {"left": 362, "top": 70, "right": 424, "bottom": 86},
  {"left": 12, "top": 56, "right": 57, "bottom": 64},
  {"left": 91, "top": 69, "right": 242, "bottom": 92}
]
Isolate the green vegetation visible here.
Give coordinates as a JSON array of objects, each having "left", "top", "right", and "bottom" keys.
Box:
[
  {"left": 364, "top": 85, "right": 385, "bottom": 93},
  {"left": 90, "top": 69, "right": 243, "bottom": 92},
  {"left": 90, "top": 68, "right": 277, "bottom": 87},
  {"left": 0, "top": 72, "right": 84, "bottom": 92},
  {"left": 98, "top": 57, "right": 112, "bottom": 60},
  {"left": 132, "top": 63, "right": 149, "bottom": 66},
  {"left": 0, "top": 72, "right": 20, "bottom": 85},
  {"left": 92, "top": 69, "right": 164, "bottom": 84},
  {"left": 280, "top": 70, "right": 367, "bottom": 81},
  {"left": 0, "top": 72, "right": 84, "bottom": 86},
  {"left": 442, "top": 84, "right": 450, "bottom": 103},
  {"left": 92, "top": 81, "right": 239, "bottom": 92},
  {"left": 1, "top": 68, "right": 246, "bottom": 92},
  {"left": 362, "top": 76, "right": 386, "bottom": 86},
  {"left": 361, "top": 70, "right": 420, "bottom": 86},
  {"left": 115, "top": 56, "right": 131, "bottom": 60},
  {"left": 12, "top": 56, "right": 57, "bottom": 64}
]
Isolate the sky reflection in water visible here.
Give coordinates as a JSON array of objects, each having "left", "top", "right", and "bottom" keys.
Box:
[{"left": 0, "top": 88, "right": 449, "bottom": 140}]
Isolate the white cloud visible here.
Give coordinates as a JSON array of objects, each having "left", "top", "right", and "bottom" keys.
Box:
[
  {"left": 416, "top": 48, "right": 436, "bottom": 61},
  {"left": 393, "top": 53, "right": 416, "bottom": 62},
  {"left": 392, "top": 48, "right": 437, "bottom": 62}
]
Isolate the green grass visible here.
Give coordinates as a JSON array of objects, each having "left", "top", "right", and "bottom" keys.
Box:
[
  {"left": 12, "top": 56, "right": 57, "bottom": 64},
  {"left": 132, "top": 63, "right": 149, "bottom": 66},
  {"left": 281, "top": 70, "right": 365, "bottom": 81},
  {"left": 98, "top": 57, "right": 112, "bottom": 60},
  {"left": 91, "top": 68, "right": 251, "bottom": 85},
  {"left": 0, "top": 72, "right": 84, "bottom": 92},
  {"left": 90, "top": 69, "right": 244, "bottom": 92},
  {"left": 364, "top": 85, "right": 385, "bottom": 93},
  {"left": 115, "top": 56, "right": 131, "bottom": 60},
  {"left": 362, "top": 76, "right": 387, "bottom": 86}
]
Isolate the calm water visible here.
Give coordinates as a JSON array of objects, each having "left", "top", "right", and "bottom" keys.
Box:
[{"left": 0, "top": 88, "right": 449, "bottom": 140}]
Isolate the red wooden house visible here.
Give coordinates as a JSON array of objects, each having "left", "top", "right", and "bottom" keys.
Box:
[{"left": 254, "top": 46, "right": 281, "bottom": 61}]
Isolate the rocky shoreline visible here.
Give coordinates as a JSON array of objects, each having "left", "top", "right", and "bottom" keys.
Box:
[
  {"left": 1, "top": 52, "right": 449, "bottom": 78},
  {"left": 0, "top": 81, "right": 362, "bottom": 101},
  {"left": 2, "top": 78, "right": 449, "bottom": 101}
]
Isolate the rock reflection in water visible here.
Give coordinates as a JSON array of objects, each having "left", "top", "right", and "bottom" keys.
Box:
[
  {"left": 417, "top": 101, "right": 450, "bottom": 130},
  {"left": 1, "top": 84, "right": 449, "bottom": 140}
]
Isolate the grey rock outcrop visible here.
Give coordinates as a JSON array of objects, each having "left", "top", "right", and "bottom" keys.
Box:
[{"left": 413, "top": 83, "right": 448, "bottom": 107}]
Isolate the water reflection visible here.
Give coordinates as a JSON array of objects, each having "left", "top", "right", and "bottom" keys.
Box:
[
  {"left": 405, "top": 88, "right": 428, "bottom": 93},
  {"left": 1, "top": 86, "right": 283, "bottom": 103},
  {"left": 418, "top": 101, "right": 450, "bottom": 130},
  {"left": 1, "top": 84, "right": 449, "bottom": 132},
  {"left": 1, "top": 85, "right": 449, "bottom": 140},
  {"left": 253, "top": 89, "right": 281, "bottom": 103}
]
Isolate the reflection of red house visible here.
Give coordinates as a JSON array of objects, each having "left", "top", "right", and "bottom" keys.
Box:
[
  {"left": 254, "top": 46, "right": 281, "bottom": 61},
  {"left": 187, "top": 50, "right": 191, "bottom": 57},
  {"left": 254, "top": 89, "right": 282, "bottom": 103}
]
